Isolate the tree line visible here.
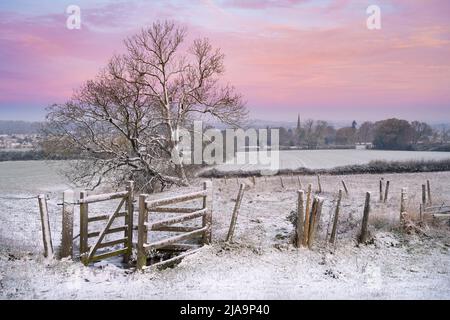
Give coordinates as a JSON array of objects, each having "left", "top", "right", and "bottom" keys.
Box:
[{"left": 276, "top": 117, "right": 449, "bottom": 151}]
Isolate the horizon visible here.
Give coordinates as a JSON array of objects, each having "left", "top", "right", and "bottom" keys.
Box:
[{"left": 1, "top": 0, "right": 450, "bottom": 122}]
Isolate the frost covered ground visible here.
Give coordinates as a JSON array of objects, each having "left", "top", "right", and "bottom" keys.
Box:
[
  {"left": 1, "top": 161, "right": 450, "bottom": 300},
  {"left": 213, "top": 149, "right": 450, "bottom": 172}
]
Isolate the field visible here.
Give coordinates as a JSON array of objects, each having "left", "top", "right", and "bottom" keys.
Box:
[
  {"left": 1, "top": 160, "right": 450, "bottom": 299},
  {"left": 212, "top": 149, "right": 450, "bottom": 172}
]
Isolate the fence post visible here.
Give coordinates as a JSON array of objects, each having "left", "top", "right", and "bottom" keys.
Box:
[
  {"left": 60, "top": 190, "right": 74, "bottom": 259},
  {"left": 359, "top": 192, "right": 371, "bottom": 244},
  {"left": 379, "top": 179, "right": 384, "bottom": 202},
  {"left": 226, "top": 183, "right": 245, "bottom": 243},
  {"left": 329, "top": 190, "right": 343, "bottom": 244},
  {"left": 384, "top": 181, "right": 390, "bottom": 203},
  {"left": 400, "top": 188, "right": 408, "bottom": 222},
  {"left": 38, "top": 195, "right": 54, "bottom": 259},
  {"left": 202, "top": 181, "right": 213, "bottom": 244},
  {"left": 422, "top": 184, "right": 427, "bottom": 207},
  {"left": 137, "top": 194, "right": 148, "bottom": 271},
  {"left": 296, "top": 190, "right": 305, "bottom": 248},
  {"left": 297, "top": 176, "right": 303, "bottom": 189},
  {"left": 124, "top": 181, "right": 135, "bottom": 264},
  {"left": 302, "top": 184, "right": 313, "bottom": 246},
  {"left": 317, "top": 175, "right": 322, "bottom": 194},
  {"left": 308, "top": 197, "right": 324, "bottom": 249},
  {"left": 79, "top": 191, "right": 88, "bottom": 265},
  {"left": 427, "top": 180, "right": 432, "bottom": 205},
  {"left": 280, "top": 176, "right": 285, "bottom": 189},
  {"left": 341, "top": 180, "right": 349, "bottom": 195}
]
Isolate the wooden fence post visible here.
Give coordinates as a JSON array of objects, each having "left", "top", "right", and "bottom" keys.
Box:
[
  {"left": 302, "top": 184, "right": 313, "bottom": 246},
  {"left": 226, "top": 183, "right": 245, "bottom": 243},
  {"left": 341, "top": 180, "right": 349, "bottom": 195},
  {"left": 317, "top": 175, "right": 322, "bottom": 194},
  {"left": 379, "top": 179, "right": 384, "bottom": 202},
  {"left": 308, "top": 197, "right": 324, "bottom": 249},
  {"left": 251, "top": 176, "right": 256, "bottom": 186},
  {"left": 329, "top": 190, "right": 343, "bottom": 244},
  {"left": 137, "top": 194, "right": 148, "bottom": 271},
  {"left": 400, "top": 188, "right": 408, "bottom": 222},
  {"left": 79, "top": 191, "right": 88, "bottom": 265},
  {"left": 297, "top": 176, "right": 303, "bottom": 189},
  {"left": 296, "top": 190, "right": 305, "bottom": 248},
  {"left": 427, "top": 180, "right": 432, "bottom": 205},
  {"left": 38, "top": 195, "right": 54, "bottom": 259},
  {"left": 202, "top": 181, "right": 213, "bottom": 244},
  {"left": 359, "top": 192, "right": 371, "bottom": 244},
  {"left": 60, "top": 190, "right": 74, "bottom": 259},
  {"left": 384, "top": 181, "right": 390, "bottom": 203},
  {"left": 124, "top": 181, "right": 134, "bottom": 264},
  {"left": 422, "top": 184, "right": 427, "bottom": 206},
  {"left": 280, "top": 176, "right": 285, "bottom": 189}
]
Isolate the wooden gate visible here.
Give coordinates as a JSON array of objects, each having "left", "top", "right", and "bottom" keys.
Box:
[
  {"left": 136, "top": 181, "right": 213, "bottom": 270},
  {"left": 79, "top": 181, "right": 134, "bottom": 266}
]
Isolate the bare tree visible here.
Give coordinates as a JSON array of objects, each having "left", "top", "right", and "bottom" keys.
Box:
[{"left": 43, "top": 21, "right": 247, "bottom": 191}]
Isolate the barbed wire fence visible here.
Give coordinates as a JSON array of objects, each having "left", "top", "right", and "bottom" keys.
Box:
[{"left": 1, "top": 193, "right": 66, "bottom": 256}]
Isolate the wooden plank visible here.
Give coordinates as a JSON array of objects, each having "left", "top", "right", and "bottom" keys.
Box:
[
  {"left": 88, "top": 226, "right": 127, "bottom": 238},
  {"left": 87, "top": 212, "right": 127, "bottom": 223},
  {"left": 145, "top": 190, "right": 207, "bottom": 209},
  {"left": 38, "top": 195, "right": 54, "bottom": 259},
  {"left": 160, "top": 243, "right": 201, "bottom": 251},
  {"left": 61, "top": 190, "right": 74, "bottom": 259},
  {"left": 86, "top": 198, "right": 126, "bottom": 263},
  {"left": 151, "top": 226, "right": 200, "bottom": 233},
  {"left": 79, "top": 191, "right": 128, "bottom": 204},
  {"left": 150, "top": 207, "right": 202, "bottom": 214},
  {"left": 96, "top": 237, "right": 128, "bottom": 249},
  {"left": 148, "top": 248, "right": 203, "bottom": 269},
  {"left": 90, "top": 248, "right": 128, "bottom": 262},
  {"left": 226, "top": 183, "right": 245, "bottom": 243},
  {"left": 144, "top": 227, "right": 207, "bottom": 251},
  {"left": 432, "top": 213, "right": 450, "bottom": 218},
  {"left": 146, "top": 209, "right": 207, "bottom": 229}
]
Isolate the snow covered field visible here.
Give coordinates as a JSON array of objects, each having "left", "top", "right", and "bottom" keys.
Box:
[
  {"left": 213, "top": 149, "right": 450, "bottom": 172},
  {"left": 1, "top": 161, "right": 450, "bottom": 299}
]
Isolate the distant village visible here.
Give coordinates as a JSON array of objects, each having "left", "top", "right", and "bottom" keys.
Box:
[{"left": 0, "top": 134, "right": 39, "bottom": 150}]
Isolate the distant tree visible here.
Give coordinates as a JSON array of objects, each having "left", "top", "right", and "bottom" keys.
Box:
[
  {"left": 373, "top": 118, "right": 413, "bottom": 150},
  {"left": 352, "top": 120, "right": 357, "bottom": 130},
  {"left": 335, "top": 127, "right": 356, "bottom": 145},
  {"left": 357, "top": 121, "right": 375, "bottom": 143},
  {"left": 411, "top": 121, "right": 432, "bottom": 144}
]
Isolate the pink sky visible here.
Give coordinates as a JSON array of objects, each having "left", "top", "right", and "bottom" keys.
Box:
[{"left": 0, "top": 0, "right": 449, "bottom": 122}]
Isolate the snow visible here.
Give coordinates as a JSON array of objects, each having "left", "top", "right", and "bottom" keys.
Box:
[
  {"left": 1, "top": 160, "right": 450, "bottom": 299},
  {"left": 213, "top": 149, "right": 450, "bottom": 172}
]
